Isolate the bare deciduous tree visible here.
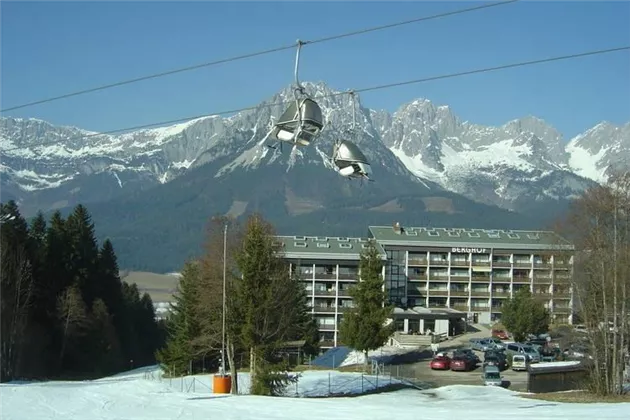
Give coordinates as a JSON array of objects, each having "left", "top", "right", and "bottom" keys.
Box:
[
  {"left": 194, "top": 215, "right": 244, "bottom": 394},
  {"left": 0, "top": 242, "right": 34, "bottom": 381},
  {"left": 562, "top": 171, "right": 630, "bottom": 395}
]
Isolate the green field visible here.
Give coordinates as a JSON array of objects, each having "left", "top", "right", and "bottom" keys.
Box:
[{"left": 120, "top": 271, "right": 179, "bottom": 302}]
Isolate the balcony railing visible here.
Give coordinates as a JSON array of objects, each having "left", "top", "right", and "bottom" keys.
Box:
[
  {"left": 313, "top": 306, "right": 337, "bottom": 313},
  {"left": 533, "top": 275, "right": 552, "bottom": 282},
  {"left": 449, "top": 290, "right": 469, "bottom": 296},
  {"left": 451, "top": 304, "right": 469, "bottom": 311},
  {"left": 533, "top": 263, "right": 552, "bottom": 269},
  {"left": 317, "top": 325, "right": 337, "bottom": 331},
  {"left": 471, "top": 275, "right": 490, "bottom": 282},
  {"left": 492, "top": 260, "right": 511, "bottom": 267},
  {"left": 313, "top": 289, "right": 336, "bottom": 296},
  {"left": 513, "top": 261, "right": 532, "bottom": 268},
  {"left": 408, "top": 258, "right": 427, "bottom": 266},
  {"left": 492, "top": 292, "right": 510, "bottom": 297},
  {"left": 338, "top": 289, "right": 352, "bottom": 297},
  {"left": 450, "top": 260, "right": 470, "bottom": 267},
  {"left": 428, "top": 289, "right": 449, "bottom": 295},
  {"left": 429, "top": 274, "right": 449, "bottom": 280},
  {"left": 338, "top": 272, "right": 358, "bottom": 280},
  {"left": 429, "top": 260, "right": 449, "bottom": 266},
  {"left": 471, "top": 291, "right": 490, "bottom": 297},
  {"left": 512, "top": 276, "right": 531, "bottom": 283},
  {"left": 553, "top": 307, "right": 572, "bottom": 313},
  {"left": 492, "top": 276, "right": 511, "bottom": 282},
  {"left": 553, "top": 292, "right": 572, "bottom": 298},
  {"left": 471, "top": 260, "right": 491, "bottom": 266},
  {"left": 408, "top": 275, "right": 428, "bottom": 281},
  {"left": 314, "top": 272, "right": 336, "bottom": 279}
]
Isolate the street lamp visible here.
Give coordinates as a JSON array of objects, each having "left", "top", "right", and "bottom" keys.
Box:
[
  {"left": 213, "top": 220, "right": 232, "bottom": 394},
  {"left": 221, "top": 222, "right": 227, "bottom": 377}
]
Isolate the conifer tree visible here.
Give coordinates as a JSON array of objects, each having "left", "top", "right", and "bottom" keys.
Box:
[
  {"left": 65, "top": 205, "right": 100, "bottom": 307},
  {"left": 339, "top": 239, "right": 394, "bottom": 368},
  {"left": 155, "top": 260, "right": 201, "bottom": 376},
  {"left": 501, "top": 288, "right": 550, "bottom": 342},
  {"left": 234, "top": 214, "right": 305, "bottom": 395}
]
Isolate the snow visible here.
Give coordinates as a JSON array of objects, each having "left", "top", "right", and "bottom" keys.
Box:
[
  {"left": 3, "top": 366, "right": 629, "bottom": 420},
  {"left": 340, "top": 346, "right": 412, "bottom": 367},
  {"left": 566, "top": 140, "right": 610, "bottom": 183},
  {"left": 530, "top": 361, "right": 582, "bottom": 369}
]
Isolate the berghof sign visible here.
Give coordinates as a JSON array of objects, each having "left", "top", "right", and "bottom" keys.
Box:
[{"left": 452, "top": 247, "right": 488, "bottom": 253}]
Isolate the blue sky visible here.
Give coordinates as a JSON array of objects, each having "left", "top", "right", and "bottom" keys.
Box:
[{"left": 1, "top": 1, "right": 629, "bottom": 139}]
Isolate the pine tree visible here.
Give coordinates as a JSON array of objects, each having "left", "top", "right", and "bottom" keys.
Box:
[
  {"left": 155, "top": 261, "right": 201, "bottom": 376},
  {"left": 65, "top": 205, "right": 100, "bottom": 307},
  {"left": 89, "top": 299, "right": 123, "bottom": 375},
  {"left": 501, "top": 288, "right": 550, "bottom": 342},
  {"left": 339, "top": 239, "right": 394, "bottom": 368},
  {"left": 57, "top": 285, "right": 90, "bottom": 372},
  {"left": 234, "top": 214, "right": 304, "bottom": 395}
]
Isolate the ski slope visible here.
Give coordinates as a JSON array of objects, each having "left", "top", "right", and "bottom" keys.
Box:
[{"left": 2, "top": 366, "right": 628, "bottom": 420}]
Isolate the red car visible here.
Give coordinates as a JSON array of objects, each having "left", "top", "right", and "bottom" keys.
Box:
[
  {"left": 492, "top": 329, "right": 509, "bottom": 340},
  {"left": 429, "top": 355, "right": 451, "bottom": 370},
  {"left": 450, "top": 356, "right": 474, "bottom": 371}
]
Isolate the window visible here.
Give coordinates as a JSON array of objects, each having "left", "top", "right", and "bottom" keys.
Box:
[
  {"left": 315, "top": 237, "right": 328, "bottom": 242},
  {"left": 448, "top": 231, "right": 460, "bottom": 237},
  {"left": 507, "top": 233, "right": 520, "bottom": 239},
  {"left": 294, "top": 241, "right": 307, "bottom": 248},
  {"left": 405, "top": 230, "right": 418, "bottom": 236},
  {"left": 428, "top": 231, "right": 440, "bottom": 237},
  {"left": 339, "top": 243, "right": 352, "bottom": 249},
  {"left": 317, "top": 243, "right": 330, "bottom": 248},
  {"left": 294, "top": 236, "right": 306, "bottom": 241},
  {"left": 468, "top": 232, "right": 480, "bottom": 238},
  {"left": 337, "top": 237, "right": 349, "bottom": 242},
  {"left": 527, "top": 233, "right": 540, "bottom": 240}
]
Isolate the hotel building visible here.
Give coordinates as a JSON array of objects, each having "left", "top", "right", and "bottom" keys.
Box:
[{"left": 276, "top": 224, "right": 574, "bottom": 350}]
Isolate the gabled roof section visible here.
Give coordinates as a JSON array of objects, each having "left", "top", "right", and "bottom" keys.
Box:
[
  {"left": 275, "top": 235, "right": 387, "bottom": 261},
  {"left": 368, "top": 226, "right": 574, "bottom": 251}
]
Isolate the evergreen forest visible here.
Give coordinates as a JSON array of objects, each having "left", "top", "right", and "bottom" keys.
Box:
[{"left": 1, "top": 200, "right": 164, "bottom": 382}]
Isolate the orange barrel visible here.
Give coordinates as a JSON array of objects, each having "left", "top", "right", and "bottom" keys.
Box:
[{"left": 213, "top": 374, "right": 232, "bottom": 394}]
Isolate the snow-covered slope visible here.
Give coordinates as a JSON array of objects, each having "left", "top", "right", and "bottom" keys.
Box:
[{"left": 2, "top": 366, "right": 629, "bottom": 420}]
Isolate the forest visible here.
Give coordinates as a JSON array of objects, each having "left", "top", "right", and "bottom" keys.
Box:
[{"left": 0, "top": 201, "right": 164, "bottom": 382}]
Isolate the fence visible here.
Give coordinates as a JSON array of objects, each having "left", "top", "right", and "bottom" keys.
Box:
[{"left": 141, "top": 363, "right": 412, "bottom": 397}]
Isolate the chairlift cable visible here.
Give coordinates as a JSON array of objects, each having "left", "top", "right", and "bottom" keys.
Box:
[
  {"left": 1, "top": 45, "right": 628, "bottom": 153},
  {"left": 0, "top": 0, "right": 520, "bottom": 113}
]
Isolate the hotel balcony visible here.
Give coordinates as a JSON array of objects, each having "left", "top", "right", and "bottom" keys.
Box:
[{"left": 408, "top": 257, "right": 428, "bottom": 266}]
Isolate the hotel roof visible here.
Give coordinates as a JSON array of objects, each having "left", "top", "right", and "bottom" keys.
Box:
[
  {"left": 368, "top": 226, "right": 573, "bottom": 251},
  {"left": 275, "top": 235, "right": 387, "bottom": 261}
]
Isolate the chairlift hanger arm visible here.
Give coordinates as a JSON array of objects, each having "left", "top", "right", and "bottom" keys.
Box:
[{"left": 294, "top": 39, "right": 307, "bottom": 93}]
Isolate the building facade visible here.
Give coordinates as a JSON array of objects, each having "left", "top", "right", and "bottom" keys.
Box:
[{"left": 276, "top": 225, "right": 574, "bottom": 350}]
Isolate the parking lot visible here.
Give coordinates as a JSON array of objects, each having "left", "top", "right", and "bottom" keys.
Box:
[{"left": 407, "top": 349, "right": 529, "bottom": 391}]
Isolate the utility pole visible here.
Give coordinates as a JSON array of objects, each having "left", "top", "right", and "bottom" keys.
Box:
[{"left": 221, "top": 222, "right": 228, "bottom": 376}]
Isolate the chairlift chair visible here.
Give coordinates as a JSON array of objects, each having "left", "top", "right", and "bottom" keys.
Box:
[
  {"left": 262, "top": 40, "right": 325, "bottom": 150},
  {"left": 270, "top": 97, "right": 323, "bottom": 146},
  {"left": 332, "top": 139, "right": 371, "bottom": 180},
  {"left": 329, "top": 90, "right": 373, "bottom": 182}
]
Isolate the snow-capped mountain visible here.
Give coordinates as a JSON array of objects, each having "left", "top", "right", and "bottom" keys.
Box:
[
  {"left": 377, "top": 99, "right": 624, "bottom": 211},
  {"left": 0, "top": 81, "right": 627, "bottom": 218}
]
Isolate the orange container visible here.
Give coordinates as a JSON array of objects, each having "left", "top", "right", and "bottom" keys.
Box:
[{"left": 213, "top": 374, "right": 232, "bottom": 394}]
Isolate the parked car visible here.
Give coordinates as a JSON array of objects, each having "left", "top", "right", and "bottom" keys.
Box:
[
  {"left": 471, "top": 338, "right": 501, "bottom": 352},
  {"left": 511, "top": 354, "right": 529, "bottom": 371},
  {"left": 492, "top": 329, "right": 509, "bottom": 340},
  {"left": 430, "top": 355, "right": 451, "bottom": 370},
  {"left": 505, "top": 342, "right": 541, "bottom": 363},
  {"left": 451, "top": 355, "right": 475, "bottom": 371},
  {"left": 483, "top": 352, "right": 508, "bottom": 370},
  {"left": 454, "top": 348, "right": 481, "bottom": 364},
  {"left": 486, "top": 337, "right": 506, "bottom": 350},
  {"left": 481, "top": 365, "right": 503, "bottom": 386}
]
